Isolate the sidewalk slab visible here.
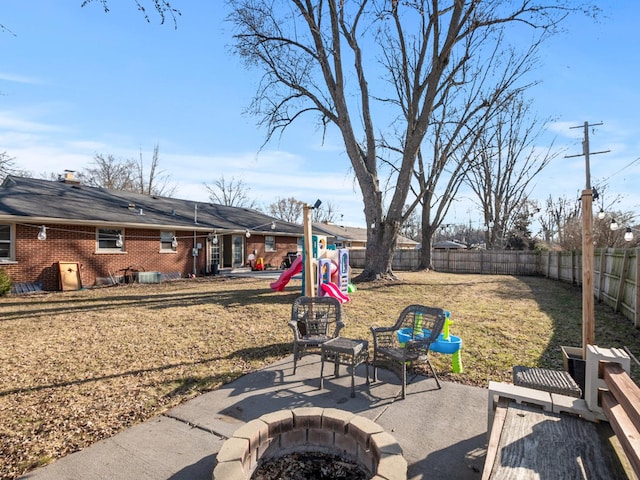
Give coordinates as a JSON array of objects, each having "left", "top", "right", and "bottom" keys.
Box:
[{"left": 21, "top": 416, "right": 223, "bottom": 480}]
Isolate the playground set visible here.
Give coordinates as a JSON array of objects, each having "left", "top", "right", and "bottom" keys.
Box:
[
  {"left": 270, "top": 223, "right": 463, "bottom": 373},
  {"left": 270, "top": 235, "right": 351, "bottom": 303}
]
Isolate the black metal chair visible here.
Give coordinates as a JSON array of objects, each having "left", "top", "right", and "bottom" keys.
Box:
[
  {"left": 288, "top": 296, "right": 344, "bottom": 374},
  {"left": 370, "top": 305, "right": 446, "bottom": 399}
]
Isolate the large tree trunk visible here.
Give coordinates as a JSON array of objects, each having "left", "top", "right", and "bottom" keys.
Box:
[
  {"left": 354, "top": 222, "right": 398, "bottom": 281},
  {"left": 419, "top": 220, "right": 436, "bottom": 270}
]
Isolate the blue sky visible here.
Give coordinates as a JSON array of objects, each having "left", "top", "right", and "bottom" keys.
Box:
[{"left": 1, "top": 2, "right": 639, "bottom": 230}]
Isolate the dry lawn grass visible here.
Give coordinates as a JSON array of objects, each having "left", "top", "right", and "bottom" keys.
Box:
[{"left": 1, "top": 271, "right": 639, "bottom": 479}]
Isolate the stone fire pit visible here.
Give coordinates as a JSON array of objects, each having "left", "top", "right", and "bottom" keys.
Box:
[{"left": 213, "top": 406, "right": 407, "bottom": 480}]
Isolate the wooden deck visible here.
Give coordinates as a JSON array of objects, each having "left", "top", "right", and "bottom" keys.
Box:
[{"left": 483, "top": 401, "right": 633, "bottom": 479}]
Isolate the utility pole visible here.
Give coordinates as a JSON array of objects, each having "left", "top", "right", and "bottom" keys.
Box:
[{"left": 565, "top": 121, "right": 609, "bottom": 358}]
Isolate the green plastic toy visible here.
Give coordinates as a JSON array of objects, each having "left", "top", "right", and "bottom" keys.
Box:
[{"left": 443, "top": 310, "right": 463, "bottom": 373}]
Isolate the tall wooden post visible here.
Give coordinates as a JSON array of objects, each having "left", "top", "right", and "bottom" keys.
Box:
[
  {"left": 303, "top": 204, "right": 315, "bottom": 297},
  {"left": 568, "top": 121, "right": 608, "bottom": 358},
  {"left": 582, "top": 189, "right": 595, "bottom": 358},
  {"left": 580, "top": 121, "right": 595, "bottom": 358}
]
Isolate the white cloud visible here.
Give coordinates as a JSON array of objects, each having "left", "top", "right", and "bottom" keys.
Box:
[
  {"left": 0, "top": 72, "right": 42, "bottom": 84},
  {"left": 0, "top": 111, "right": 62, "bottom": 133}
]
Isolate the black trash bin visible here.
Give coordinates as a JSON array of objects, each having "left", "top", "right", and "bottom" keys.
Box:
[{"left": 211, "top": 262, "right": 219, "bottom": 276}]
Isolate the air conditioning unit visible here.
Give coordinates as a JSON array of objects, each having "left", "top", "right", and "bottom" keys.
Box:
[{"left": 136, "top": 272, "right": 162, "bottom": 284}]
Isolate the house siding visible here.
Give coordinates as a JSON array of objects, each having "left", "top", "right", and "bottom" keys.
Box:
[
  {"left": 1, "top": 224, "right": 303, "bottom": 290},
  {"left": 246, "top": 236, "right": 300, "bottom": 268},
  {"left": 1, "top": 224, "right": 210, "bottom": 290}
]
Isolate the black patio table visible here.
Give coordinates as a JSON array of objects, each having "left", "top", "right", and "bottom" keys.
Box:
[{"left": 319, "top": 337, "right": 369, "bottom": 398}]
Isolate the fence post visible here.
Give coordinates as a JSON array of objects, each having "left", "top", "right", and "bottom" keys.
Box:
[
  {"left": 545, "top": 251, "right": 549, "bottom": 278},
  {"left": 635, "top": 251, "right": 640, "bottom": 328},
  {"left": 597, "top": 249, "right": 606, "bottom": 302},
  {"left": 615, "top": 250, "right": 630, "bottom": 313}
]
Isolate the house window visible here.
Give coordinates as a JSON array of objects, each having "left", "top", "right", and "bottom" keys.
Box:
[
  {"left": 0, "top": 224, "right": 12, "bottom": 260},
  {"left": 97, "top": 228, "right": 124, "bottom": 251},
  {"left": 297, "top": 237, "right": 303, "bottom": 251},
  {"left": 160, "top": 231, "right": 177, "bottom": 252},
  {"left": 265, "top": 235, "right": 276, "bottom": 252}
]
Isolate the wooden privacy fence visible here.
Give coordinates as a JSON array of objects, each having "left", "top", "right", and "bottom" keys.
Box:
[
  {"left": 349, "top": 248, "right": 540, "bottom": 275},
  {"left": 348, "top": 247, "right": 640, "bottom": 328},
  {"left": 540, "top": 248, "right": 640, "bottom": 328}
]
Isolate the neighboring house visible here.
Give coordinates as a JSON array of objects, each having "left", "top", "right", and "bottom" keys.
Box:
[
  {"left": 0, "top": 174, "right": 303, "bottom": 290},
  {"left": 313, "top": 222, "right": 419, "bottom": 249}
]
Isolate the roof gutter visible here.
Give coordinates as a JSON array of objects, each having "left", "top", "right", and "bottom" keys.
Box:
[{"left": 0, "top": 214, "right": 224, "bottom": 233}]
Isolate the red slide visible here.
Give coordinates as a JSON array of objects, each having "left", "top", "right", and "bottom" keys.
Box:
[
  {"left": 320, "top": 281, "right": 350, "bottom": 303},
  {"left": 270, "top": 255, "right": 303, "bottom": 291}
]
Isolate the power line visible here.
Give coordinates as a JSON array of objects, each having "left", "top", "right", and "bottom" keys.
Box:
[{"left": 600, "top": 156, "right": 640, "bottom": 183}]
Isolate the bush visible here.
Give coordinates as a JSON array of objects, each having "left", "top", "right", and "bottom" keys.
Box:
[{"left": 0, "top": 269, "right": 12, "bottom": 296}]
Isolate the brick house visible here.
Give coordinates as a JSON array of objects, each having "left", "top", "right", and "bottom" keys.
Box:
[{"left": 0, "top": 174, "right": 303, "bottom": 291}]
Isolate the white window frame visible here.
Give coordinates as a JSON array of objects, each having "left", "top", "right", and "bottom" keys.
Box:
[
  {"left": 265, "top": 235, "right": 276, "bottom": 252},
  {"left": 0, "top": 224, "right": 15, "bottom": 262},
  {"left": 160, "top": 231, "right": 177, "bottom": 252},
  {"left": 96, "top": 228, "right": 124, "bottom": 253}
]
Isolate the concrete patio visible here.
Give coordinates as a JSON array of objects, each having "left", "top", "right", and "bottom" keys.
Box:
[{"left": 21, "top": 354, "right": 490, "bottom": 480}]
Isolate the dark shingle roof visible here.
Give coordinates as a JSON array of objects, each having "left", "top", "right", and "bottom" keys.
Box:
[
  {"left": 312, "top": 222, "right": 368, "bottom": 242},
  {"left": 433, "top": 240, "right": 467, "bottom": 249},
  {"left": 313, "top": 222, "right": 418, "bottom": 246},
  {"left": 0, "top": 176, "right": 302, "bottom": 235}
]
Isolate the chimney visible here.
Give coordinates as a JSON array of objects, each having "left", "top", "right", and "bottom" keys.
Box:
[{"left": 60, "top": 170, "right": 81, "bottom": 185}]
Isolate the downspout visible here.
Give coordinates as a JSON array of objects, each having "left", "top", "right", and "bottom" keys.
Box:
[
  {"left": 193, "top": 204, "right": 198, "bottom": 276},
  {"left": 193, "top": 230, "right": 197, "bottom": 276}
]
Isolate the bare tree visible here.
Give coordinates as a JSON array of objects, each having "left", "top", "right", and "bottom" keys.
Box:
[
  {"left": 557, "top": 183, "right": 638, "bottom": 250},
  {"left": 502, "top": 199, "right": 539, "bottom": 250},
  {"left": 400, "top": 206, "right": 421, "bottom": 242},
  {"left": 312, "top": 200, "right": 339, "bottom": 224},
  {"left": 79, "top": 145, "right": 176, "bottom": 196},
  {"left": 593, "top": 209, "right": 638, "bottom": 248},
  {"left": 79, "top": 154, "right": 136, "bottom": 190},
  {"left": 0, "top": 152, "right": 30, "bottom": 183},
  {"left": 204, "top": 175, "right": 257, "bottom": 208},
  {"left": 81, "top": 0, "right": 180, "bottom": 26},
  {"left": 228, "top": 0, "right": 582, "bottom": 280},
  {"left": 399, "top": 34, "right": 544, "bottom": 266},
  {"left": 559, "top": 204, "right": 637, "bottom": 251},
  {"left": 267, "top": 197, "right": 305, "bottom": 223},
  {"left": 134, "top": 143, "right": 176, "bottom": 196},
  {"left": 465, "top": 95, "right": 559, "bottom": 249},
  {"left": 539, "top": 193, "right": 581, "bottom": 246},
  {"left": 538, "top": 182, "right": 638, "bottom": 250}
]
